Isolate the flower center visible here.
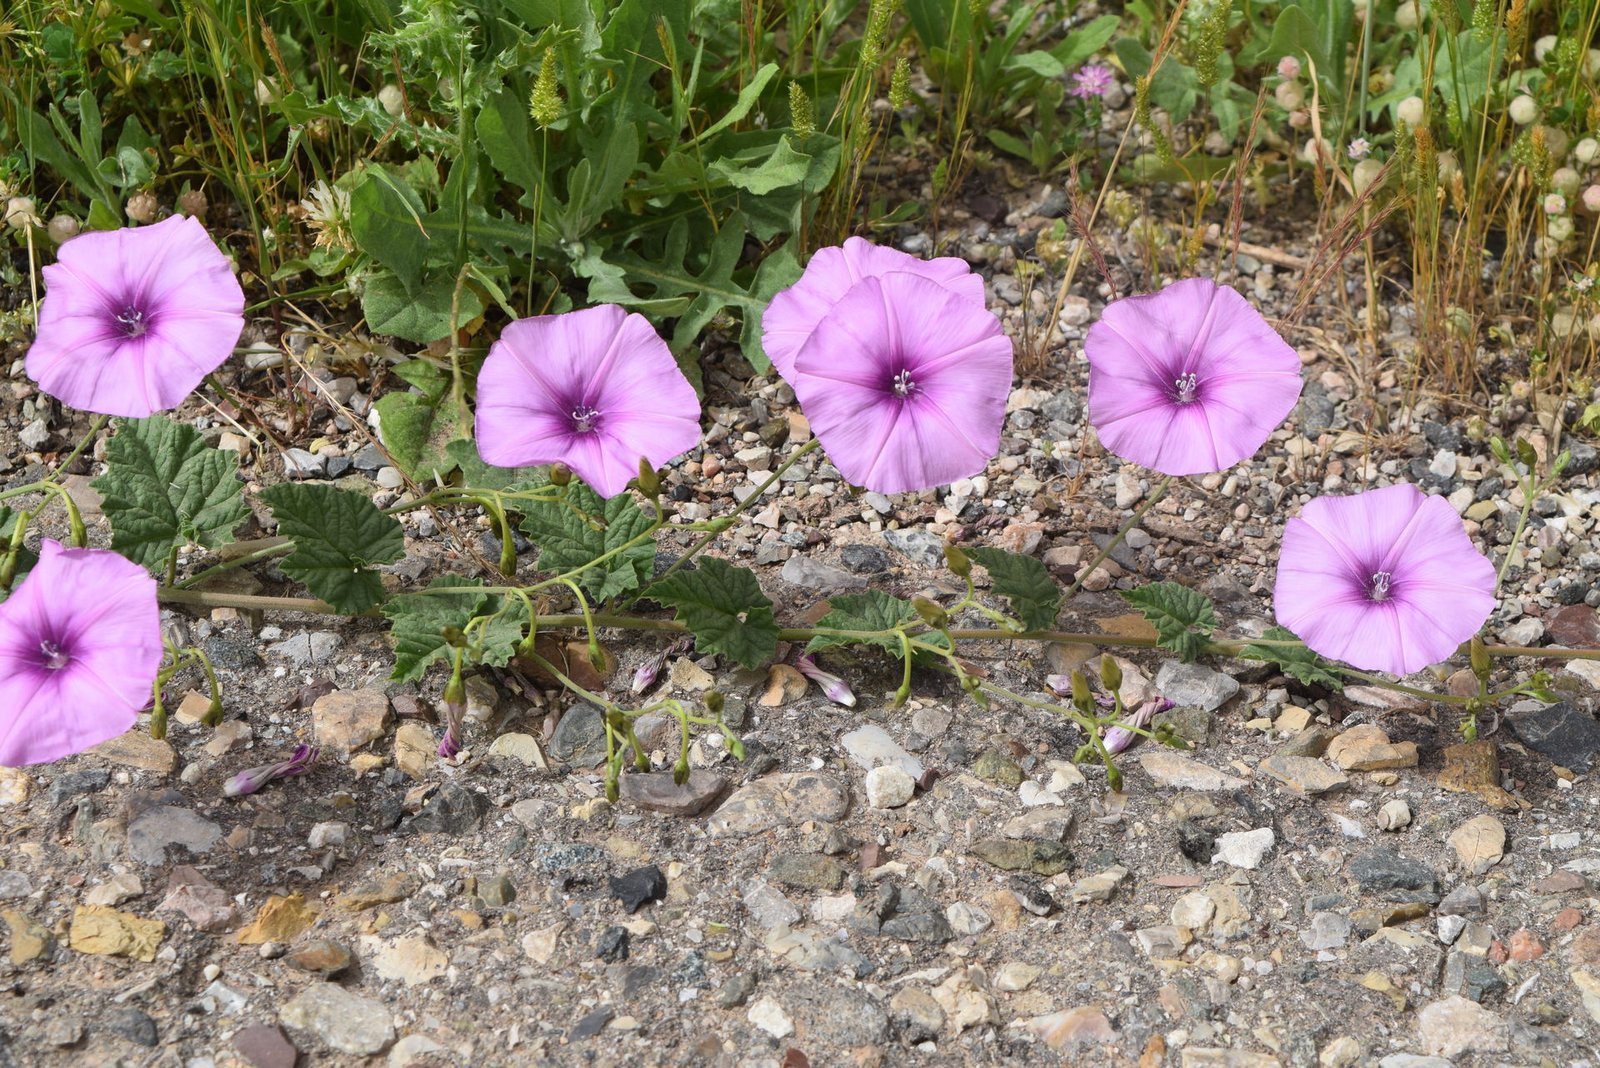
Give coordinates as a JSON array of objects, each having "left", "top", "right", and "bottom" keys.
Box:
[
  {"left": 39, "top": 640, "right": 70, "bottom": 671},
  {"left": 1172, "top": 372, "right": 1199, "bottom": 404},
  {"left": 1367, "top": 571, "right": 1394, "bottom": 602},
  {"left": 115, "top": 305, "right": 149, "bottom": 339},
  {"left": 569, "top": 405, "right": 601, "bottom": 434},
  {"left": 891, "top": 369, "right": 916, "bottom": 398}
]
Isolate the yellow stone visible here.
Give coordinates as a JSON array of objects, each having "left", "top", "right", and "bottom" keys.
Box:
[
  {"left": 350, "top": 753, "right": 387, "bottom": 775},
  {"left": 88, "top": 730, "right": 176, "bottom": 775},
  {"left": 235, "top": 894, "right": 319, "bottom": 945},
  {"left": 0, "top": 768, "right": 30, "bottom": 807},
  {"left": 2, "top": 909, "right": 49, "bottom": 964},
  {"left": 175, "top": 690, "right": 213, "bottom": 726},
  {"left": 69, "top": 905, "right": 165, "bottom": 962},
  {"left": 394, "top": 722, "right": 436, "bottom": 781}
]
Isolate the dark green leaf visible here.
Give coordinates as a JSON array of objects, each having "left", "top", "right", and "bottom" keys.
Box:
[
  {"left": 91, "top": 416, "right": 249, "bottom": 571},
  {"left": 965, "top": 547, "right": 1061, "bottom": 631},
  {"left": 373, "top": 388, "right": 466, "bottom": 483},
  {"left": 383, "top": 575, "right": 526, "bottom": 683},
  {"left": 643, "top": 557, "right": 777, "bottom": 669},
  {"left": 260, "top": 484, "right": 406, "bottom": 613},
  {"left": 350, "top": 167, "right": 431, "bottom": 292},
  {"left": 520, "top": 484, "right": 655, "bottom": 602},
  {"left": 1239, "top": 625, "right": 1344, "bottom": 691},
  {"left": 361, "top": 268, "right": 482, "bottom": 344},
  {"left": 1120, "top": 582, "right": 1216, "bottom": 662},
  {"left": 806, "top": 590, "right": 950, "bottom": 657}
]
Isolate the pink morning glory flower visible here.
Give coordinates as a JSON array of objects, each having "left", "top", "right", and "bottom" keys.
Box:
[
  {"left": 0, "top": 541, "right": 162, "bottom": 767},
  {"left": 779, "top": 270, "right": 1013, "bottom": 493},
  {"left": 761, "top": 236, "right": 984, "bottom": 383},
  {"left": 1085, "top": 278, "right": 1303, "bottom": 476},
  {"left": 1071, "top": 64, "right": 1116, "bottom": 99},
  {"left": 1274, "top": 483, "right": 1497, "bottom": 675},
  {"left": 474, "top": 305, "right": 702, "bottom": 498},
  {"left": 27, "top": 215, "right": 246, "bottom": 418}
]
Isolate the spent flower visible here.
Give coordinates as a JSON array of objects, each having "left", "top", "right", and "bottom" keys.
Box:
[
  {"left": 27, "top": 215, "right": 245, "bottom": 417},
  {"left": 1084, "top": 278, "right": 1303, "bottom": 476},
  {"left": 1274, "top": 483, "right": 1497, "bottom": 675},
  {"left": 0, "top": 541, "right": 162, "bottom": 767},
  {"left": 224, "top": 744, "right": 320, "bottom": 797},
  {"left": 796, "top": 654, "right": 856, "bottom": 707},
  {"left": 475, "top": 305, "right": 702, "bottom": 498}
]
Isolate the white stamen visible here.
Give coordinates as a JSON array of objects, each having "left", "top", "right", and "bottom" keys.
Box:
[
  {"left": 1173, "top": 372, "right": 1198, "bottom": 404},
  {"left": 1368, "top": 571, "right": 1393, "bottom": 602},
  {"left": 891, "top": 369, "right": 915, "bottom": 398},
  {"left": 115, "top": 306, "right": 148, "bottom": 338},
  {"left": 569, "top": 405, "right": 601, "bottom": 433},
  {"left": 39, "top": 640, "right": 69, "bottom": 670}
]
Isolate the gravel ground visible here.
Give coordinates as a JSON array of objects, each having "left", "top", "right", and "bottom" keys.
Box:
[{"left": 2, "top": 171, "right": 1600, "bottom": 1068}]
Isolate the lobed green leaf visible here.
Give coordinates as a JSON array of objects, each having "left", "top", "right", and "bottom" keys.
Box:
[
  {"left": 643, "top": 557, "right": 778, "bottom": 669},
  {"left": 1120, "top": 582, "right": 1217, "bottom": 663},
  {"left": 965, "top": 546, "right": 1062, "bottom": 631},
  {"left": 260, "top": 483, "right": 406, "bottom": 614}
]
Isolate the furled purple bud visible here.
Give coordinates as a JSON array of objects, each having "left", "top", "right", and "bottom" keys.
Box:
[
  {"left": 1102, "top": 697, "right": 1173, "bottom": 755},
  {"left": 224, "top": 744, "right": 319, "bottom": 798},
  {"left": 796, "top": 655, "right": 856, "bottom": 707}
]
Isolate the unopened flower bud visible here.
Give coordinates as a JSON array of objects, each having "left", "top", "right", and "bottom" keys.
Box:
[
  {"left": 1070, "top": 670, "right": 1093, "bottom": 712},
  {"left": 1396, "top": 95, "right": 1425, "bottom": 127},
  {"left": 1288, "top": 108, "right": 1310, "bottom": 129},
  {"left": 378, "top": 83, "right": 405, "bottom": 119},
  {"left": 1545, "top": 193, "right": 1568, "bottom": 215},
  {"left": 704, "top": 689, "right": 725, "bottom": 718},
  {"left": 1106, "top": 764, "right": 1124, "bottom": 792},
  {"left": 254, "top": 78, "right": 277, "bottom": 104},
  {"left": 636, "top": 457, "right": 660, "bottom": 499},
  {"left": 1274, "top": 80, "right": 1304, "bottom": 111},
  {"left": 1100, "top": 654, "right": 1122, "bottom": 693},
  {"left": 1576, "top": 138, "right": 1600, "bottom": 165},
  {"left": 1394, "top": 0, "right": 1418, "bottom": 28},
  {"left": 1352, "top": 159, "right": 1384, "bottom": 196},
  {"left": 1508, "top": 94, "right": 1539, "bottom": 125},
  {"left": 1584, "top": 185, "right": 1600, "bottom": 213},
  {"left": 1553, "top": 168, "right": 1582, "bottom": 197},
  {"left": 1470, "top": 636, "right": 1490, "bottom": 679},
  {"left": 1549, "top": 216, "right": 1575, "bottom": 242},
  {"left": 224, "top": 744, "right": 319, "bottom": 797},
  {"left": 549, "top": 463, "right": 572, "bottom": 487},
  {"left": 46, "top": 214, "right": 79, "bottom": 243},
  {"left": 943, "top": 542, "right": 971, "bottom": 578},
  {"left": 4, "top": 196, "right": 39, "bottom": 230},
  {"left": 1533, "top": 35, "right": 1558, "bottom": 62},
  {"left": 1102, "top": 697, "right": 1173, "bottom": 755},
  {"left": 1277, "top": 55, "right": 1302, "bottom": 80},
  {"left": 673, "top": 755, "right": 690, "bottom": 786},
  {"left": 203, "top": 697, "right": 225, "bottom": 728},
  {"left": 1436, "top": 150, "right": 1460, "bottom": 181},
  {"left": 125, "top": 191, "right": 159, "bottom": 224},
  {"left": 912, "top": 596, "right": 948, "bottom": 629}
]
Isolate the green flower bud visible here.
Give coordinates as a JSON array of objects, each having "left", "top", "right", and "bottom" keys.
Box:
[
  {"left": 1106, "top": 764, "right": 1124, "bottom": 792},
  {"left": 943, "top": 543, "right": 971, "bottom": 578},
  {"left": 1070, "top": 670, "right": 1093, "bottom": 712},
  {"left": 550, "top": 463, "right": 572, "bottom": 487},
  {"left": 705, "top": 690, "right": 725, "bottom": 718},
  {"left": 636, "top": 457, "right": 661, "bottom": 499},
  {"left": 1100, "top": 654, "right": 1122, "bottom": 693},
  {"left": 1470, "top": 636, "right": 1490, "bottom": 679},
  {"left": 673, "top": 756, "right": 690, "bottom": 786},
  {"left": 912, "top": 596, "right": 948, "bottom": 628}
]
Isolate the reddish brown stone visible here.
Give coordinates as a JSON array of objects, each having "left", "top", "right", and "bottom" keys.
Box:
[
  {"left": 1569, "top": 926, "right": 1600, "bottom": 965},
  {"left": 1534, "top": 870, "right": 1589, "bottom": 895},
  {"left": 1552, "top": 908, "right": 1583, "bottom": 933},
  {"left": 1487, "top": 939, "right": 1509, "bottom": 964},
  {"left": 1547, "top": 604, "right": 1600, "bottom": 647},
  {"left": 1508, "top": 928, "right": 1546, "bottom": 961}
]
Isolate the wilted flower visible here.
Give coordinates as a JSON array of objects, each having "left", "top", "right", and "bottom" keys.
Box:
[
  {"left": 796, "top": 654, "right": 856, "bottom": 707},
  {"left": 0, "top": 541, "right": 162, "bottom": 767},
  {"left": 27, "top": 215, "right": 245, "bottom": 418},
  {"left": 475, "top": 305, "right": 702, "bottom": 498},
  {"left": 1070, "top": 64, "right": 1115, "bottom": 99},
  {"left": 764, "top": 242, "right": 1012, "bottom": 494},
  {"left": 1103, "top": 697, "right": 1173, "bottom": 754},
  {"left": 1084, "top": 278, "right": 1303, "bottom": 476},
  {"left": 224, "top": 744, "right": 319, "bottom": 797},
  {"left": 1274, "top": 483, "right": 1497, "bottom": 675}
]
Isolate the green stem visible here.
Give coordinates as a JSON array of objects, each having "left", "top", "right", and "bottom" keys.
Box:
[
  {"left": 178, "top": 540, "right": 294, "bottom": 589},
  {"left": 1495, "top": 475, "right": 1537, "bottom": 593},
  {"left": 643, "top": 438, "right": 821, "bottom": 595},
  {"left": 1064, "top": 473, "right": 1174, "bottom": 600},
  {"left": 45, "top": 415, "right": 109, "bottom": 483}
]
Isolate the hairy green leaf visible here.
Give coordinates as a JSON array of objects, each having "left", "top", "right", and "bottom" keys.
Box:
[
  {"left": 91, "top": 416, "right": 249, "bottom": 571},
  {"left": 383, "top": 575, "right": 525, "bottom": 683},
  {"left": 966, "top": 547, "right": 1062, "bottom": 631},
  {"left": 805, "top": 590, "right": 950, "bottom": 658},
  {"left": 260, "top": 483, "right": 406, "bottom": 613},
  {"left": 520, "top": 484, "right": 655, "bottom": 602},
  {"left": 1120, "top": 582, "right": 1217, "bottom": 663},
  {"left": 1239, "top": 625, "right": 1344, "bottom": 691},
  {"left": 643, "top": 557, "right": 778, "bottom": 669},
  {"left": 373, "top": 389, "right": 466, "bottom": 483}
]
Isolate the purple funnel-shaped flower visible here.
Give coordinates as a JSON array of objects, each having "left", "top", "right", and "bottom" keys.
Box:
[
  {"left": 784, "top": 272, "right": 1013, "bottom": 494},
  {"left": 0, "top": 541, "right": 162, "bottom": 766},
  {"left": 761, "top": 236, "right": 984, "bottom": 382},
  {"left": 1085, "top": 278, "right": 1302, "bottom": 476},
  {"left": 27, "top": 215, "right": 245, "bottom": 417},
  {"left": 1274, "top": 483, "right": 1497, "bottom": 675},
  {"left": 474, "top": 305, "right": 702, "bottom": 498}
]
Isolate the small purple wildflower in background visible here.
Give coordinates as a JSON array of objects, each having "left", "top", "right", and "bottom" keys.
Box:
[
  {"left": 0, "top": 541, "right": 162, "bottom": 766},
  {"left": 796, "top": 654, "right": 856, "bottom": 707},
  {"left": 1070, "top": 63, "right": 1115, "bottom": 99},
  {"left": 779, "top": 270, "right": 1013, "bottom": 493},
  {"left": 1084, "top": 278, "right": 1303, "bottom": 476},
  {"left": 1274, "top": 483, "right": 1497, "bottom": 675},
  {"left": 475, "top": 305, "right": 701, "bottom": 498},
  {"left": 1347, "top": 138, "right": 1371, "bottom": 160},
  {"left": 27, "top": 215, "right": 245, "bottom": 418},
  {"left": 761, "top": 236, "right": 983, "bottom": 383},
  {"left": 224, "top": 744, "right": 319, "bottom": 797}
]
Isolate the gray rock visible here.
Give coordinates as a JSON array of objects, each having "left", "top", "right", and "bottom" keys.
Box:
[
  {"left": 1152, "top": 706, "right": 1219, "bottom": 748},
  {"left": 741, "top": 878, "right": 801, "bottom": 928},
  {"left": 840, "top": 544, "right": 891, "bottom": 573},
  {"left": 105, "top": 1008, "right": 157, "bottom": 1047},
  {"left": 763, "top": 925, "right": 873, "bottom": 977},
  {"left": 945, "top": 901, "right": 992, "bottom": 936},
  {"left": 781, "top": 555, "right": 868, "bottom": 593},
  {"left": 769, "top": 852, "right": 845, "bottom": 892},
  {"left": 889, "top": 987, "right": 945, "bottom": 1043},
  {"left": 882, "top": 528, "right": 945, "bottom": 567},
  {"left": 126, "top": 807, "right": 221, "bottom": 866},
  {"left": 717, "top": 973, "right": 757, "bottom": 1008},
  {"left": 1040, "top": 387, "right": 1081, "bottom": 437},
  {"left": 49, "top": 769, "right": 110, "bottom": 807},
  {"left": 787, "top": 983, "right": 890, "bottom": 1046},
  {"left": 1301, "top": 911, "right": 1352, "bottom": 950},
  {"left": 1348, "top": 848, "right": 1439, "bottom": 901},
  {"left": 265, "top": 631, "right": 342, "bottom": 667},
  {"left": 841, "top": 724, "right": 923, "bottom": 778},
  {"left": 233, "top": 1024, "right": 299, "bottom": 1068},
  {"left": 532, "top": 842, "right": 610, "bottom": 875},
  {"left": 401, "top": 782, "right": 485, "bottom": 835},
  {"left": 281, "top": 448, "right": 325, "bottom": 479},
  {"left": 1507, "top": 701, "right": 1600, "bottom": 772},
  {"left": 1438, "top": 884, "right": 1485, "bottom": 916},
  {"left": 18, "top": 419, "right": 51, "bottom": 451},
  {"left": 549, "top": 704, "right": 608, "bottom": 766},
  {"left": 0, "top": 872, "right": 31, "bottom": 900},
  {"left": 476, "top": 874, "right": 515, "bottom": 908},
  {"left": 618, "top": 770, "right": 727, "bottom": 816},
  {"left": 1154, "top": 662, "right": 1240, "bottom": 712},
  {"left": 279, "top": 983, "right": 395, "bottom": 1056},
  {"left": 709, "top": 772, "right": 850, "bottom": 836}
]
